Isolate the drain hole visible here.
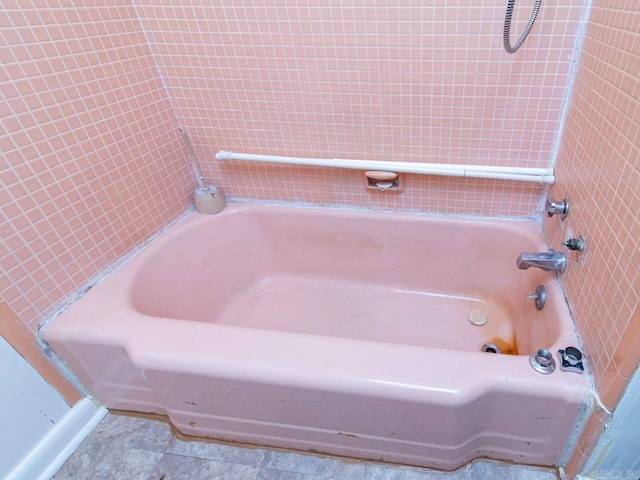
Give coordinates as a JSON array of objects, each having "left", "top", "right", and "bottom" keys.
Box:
[{"left": 482, "top": 343, "right": 501, "bottom": 354}]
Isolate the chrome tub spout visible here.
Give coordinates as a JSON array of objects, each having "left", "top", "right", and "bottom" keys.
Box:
[{"left": 516, "top": 249, "right": 567, "bottom": 273}]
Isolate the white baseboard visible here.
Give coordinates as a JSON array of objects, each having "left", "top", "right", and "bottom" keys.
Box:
[{"left": 8, "top": 397, "right": 108, "bottom": 480}]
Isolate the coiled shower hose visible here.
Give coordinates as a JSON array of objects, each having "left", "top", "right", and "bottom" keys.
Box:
[{"left": 503, "top": 0, "right": 542, "bottom": 53}]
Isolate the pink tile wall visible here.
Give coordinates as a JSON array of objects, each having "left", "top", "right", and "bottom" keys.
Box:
[
  {"left": 134, "top": 0, "right": 585, "bottom": 216},
  {"left": 1, "top": 2, "right": 635, "bottom": 467},
  {"left": 544, "top": 1, "right": 640, "bottom": 475},
  {"left": 1, "top": 2, "right": 194, "bottom": 330}
]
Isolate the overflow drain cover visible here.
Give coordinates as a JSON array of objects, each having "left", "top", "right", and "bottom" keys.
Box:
[{"left": 469, "top": 311, "right": 487, "bottom": 326}]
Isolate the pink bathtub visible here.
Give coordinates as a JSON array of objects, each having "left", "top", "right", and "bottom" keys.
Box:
[{"left": 44, "top": 203, "right": 589, "bottom": 470}]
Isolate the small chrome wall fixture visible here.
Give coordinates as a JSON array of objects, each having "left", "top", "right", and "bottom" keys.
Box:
[
  {"left": 527, "top": 285, "right": 547, "bottom": 310},
  {"left": 365, "top": 171, "right": 403, "bottom": 191},
  {"left": 530, "top": 348, "right": 556, "bottom": 374},
  {"left": 546, "top": 196, "right": 569, "bottom": 219},
  {"left": 563, "top": 235, "right": 585, "bottom": 252},
  {"left": 557, "top": 347, "right": 584, "bottom": 373}
]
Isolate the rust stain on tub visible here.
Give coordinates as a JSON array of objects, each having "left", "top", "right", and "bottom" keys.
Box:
[{"left": 490, "top": 336, "right": 518, "bottom": 355}]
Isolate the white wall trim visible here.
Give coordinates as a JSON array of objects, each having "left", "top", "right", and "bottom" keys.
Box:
[{"left": 7, "top": 398, "right": 107, "bottom": 480}]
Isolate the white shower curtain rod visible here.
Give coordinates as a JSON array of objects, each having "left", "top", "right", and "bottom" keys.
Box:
[{"left": 215, "top": 151, "right": 555, "bottom": 184}]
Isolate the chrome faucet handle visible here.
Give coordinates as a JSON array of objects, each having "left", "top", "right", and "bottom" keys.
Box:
[
  {"left": 529, "top": 348, "right": 556, "bottom": 374},
  {"left": 557, "top": 347, "right": 584, "bottom": 373},
  {"left": 546, "top": 197, "right": 569, "bottom": 219}
]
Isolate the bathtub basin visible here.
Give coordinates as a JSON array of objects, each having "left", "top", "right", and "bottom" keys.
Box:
[{"left": 44, "top": 203, "right": 589, "bottom": 470}]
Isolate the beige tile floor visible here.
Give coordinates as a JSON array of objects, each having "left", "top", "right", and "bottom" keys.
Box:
[{"left": 53, "top": 413, "right": 560, "bottom": 479}]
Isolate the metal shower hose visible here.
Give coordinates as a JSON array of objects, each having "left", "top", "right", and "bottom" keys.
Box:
[{"left": 503, "top": 0, "right": 542, "bottom": 53}]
